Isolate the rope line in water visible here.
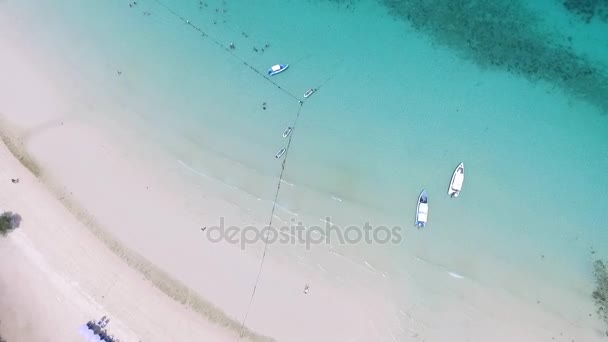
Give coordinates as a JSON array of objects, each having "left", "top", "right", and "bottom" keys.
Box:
[
  {"left": 239, "top": 102, "right": 304, "bottom": 336},
  {"left": 140, "top": 2, "right": 329, "bottom": 338},
  {"left": 152, "top": 0, "right": 300, "bottom": 101}
]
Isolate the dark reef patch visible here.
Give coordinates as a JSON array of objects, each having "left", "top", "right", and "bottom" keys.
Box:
[
  {"left": 561, "top": 0, "right": 608, "bottom": 23},
  {"left": 324, "top": 0, "right": 608, "bottom": 114},
  {"left": 380, "top": 0, "right": 608, "bottom": 114},
  {"left": 593, "top": 260, "right": 608, "bottom": 331}
]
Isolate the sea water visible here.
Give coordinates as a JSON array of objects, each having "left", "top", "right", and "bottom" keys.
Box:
[{"left": 5, "top": 0, "right": 608, "bottom": 338}]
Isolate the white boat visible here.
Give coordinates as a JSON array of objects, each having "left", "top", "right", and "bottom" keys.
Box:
[
  {"left": 448, "top": 162, "right": 465, "bottom": 198},
  {"left": 282, "top": 127, "right": 292, "bottom": 138},
  {"left": 304, "top": 88, "right": 316, "bottom": 98},
  {"left": 275, "top": 148, "right": 286, "bottom": 159},
  {"left": 268, "top": 64, "right": 289, "bottom": 76},
  {"left": 415, "top": 190, "right": 428, "bottom": 228}
]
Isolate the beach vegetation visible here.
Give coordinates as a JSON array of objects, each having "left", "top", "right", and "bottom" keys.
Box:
[
  {"left": 0, "top": 211, "right": 22, "bottom": 236},
  {"left": 0, "top": 119, "right": 41, "bottom": 177}
]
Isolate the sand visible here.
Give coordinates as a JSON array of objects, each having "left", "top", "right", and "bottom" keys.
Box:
[{"left": 0, "top": 139, "right": 243, "bottom": 341}]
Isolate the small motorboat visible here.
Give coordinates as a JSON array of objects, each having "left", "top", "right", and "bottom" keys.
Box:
[
  {"left": 275, "top": 148, "right": 286, "bottom": 159},
  {"left": 415, "top": 190, "right": 428, "bottom": 228},
  {"left": 282, "top": 127, "right": 293, "bottom": 138},
  {"left": 448, "top": 162, "right": 465, "bottom": 198},
  {"left": 268, "top": 64, "right": 289, "bottom": 76},
  {"left": 303, "top": 88, "right": 316, "bottom": 98}
]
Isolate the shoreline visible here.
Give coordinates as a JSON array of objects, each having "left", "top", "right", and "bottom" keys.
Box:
[
  {"left": 11, "top": 111, "right": 395, "bottom": 342},
  {"left": 0, "top": 132, "right": 253, "bottom": 341}
]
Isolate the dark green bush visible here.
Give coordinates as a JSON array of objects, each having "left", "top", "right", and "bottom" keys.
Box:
[{"left": 0, "top": 211, "right": 21, "bottom": 236}]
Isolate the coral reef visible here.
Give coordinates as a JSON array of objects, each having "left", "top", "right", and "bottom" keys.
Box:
[
  {"left": 324, "top": 0, "right": 608, "bottom": 114},
  {"left": 380, "top": 0, "right": 608, "bottom": 114},
  {"left": 562, "top": 0, "right": 608, "bottom": 23}
]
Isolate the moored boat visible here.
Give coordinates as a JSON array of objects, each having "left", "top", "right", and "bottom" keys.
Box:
[
  {"left": 268, "top": 64, "right": 289, "bottom": 76},
  {"left": 275, "top": 148, "right": 286, "bottom": 159},
  {"left": 304, "top": 88, "right": 316, "bottom": 98},
  {"left": 415, "top": 190, "right": 428, "bottom": 228},
  {"left": 282, "top": 127, "right": 293, "bottom": 138},
  {"left": 448, "top": 162, "right": 465, "bottom": 198}
]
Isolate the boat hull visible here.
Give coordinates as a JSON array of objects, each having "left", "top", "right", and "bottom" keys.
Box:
[
  {"left": 268, "top": 64, "right": 289, "bottom": 76},
  {"left": 304, "top": 88, "right": 316, "bottom": 98},
  {"left": 448, "top": 163, "right": 465, "bottom": 198},
  {"left": 415, "top": 190, "right": 428, "bottom": 228},
  {"left": 282, "top": 127, "right": 292, "bottom": 138},
  {"left": 275, "top": 148, "right": 286, "bottom": 159}
]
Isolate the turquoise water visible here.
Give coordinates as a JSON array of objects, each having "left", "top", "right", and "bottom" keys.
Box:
[{"left": 5, "top": 0, "right": 608, "bottom": 338}]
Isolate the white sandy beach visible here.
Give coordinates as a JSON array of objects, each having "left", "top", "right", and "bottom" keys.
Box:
[
  {"left": 0, "top": 140, "right": 246, "bottom": 342},
  {"left": 1, "top": 1, "right": 607, "bottom": 341}
]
